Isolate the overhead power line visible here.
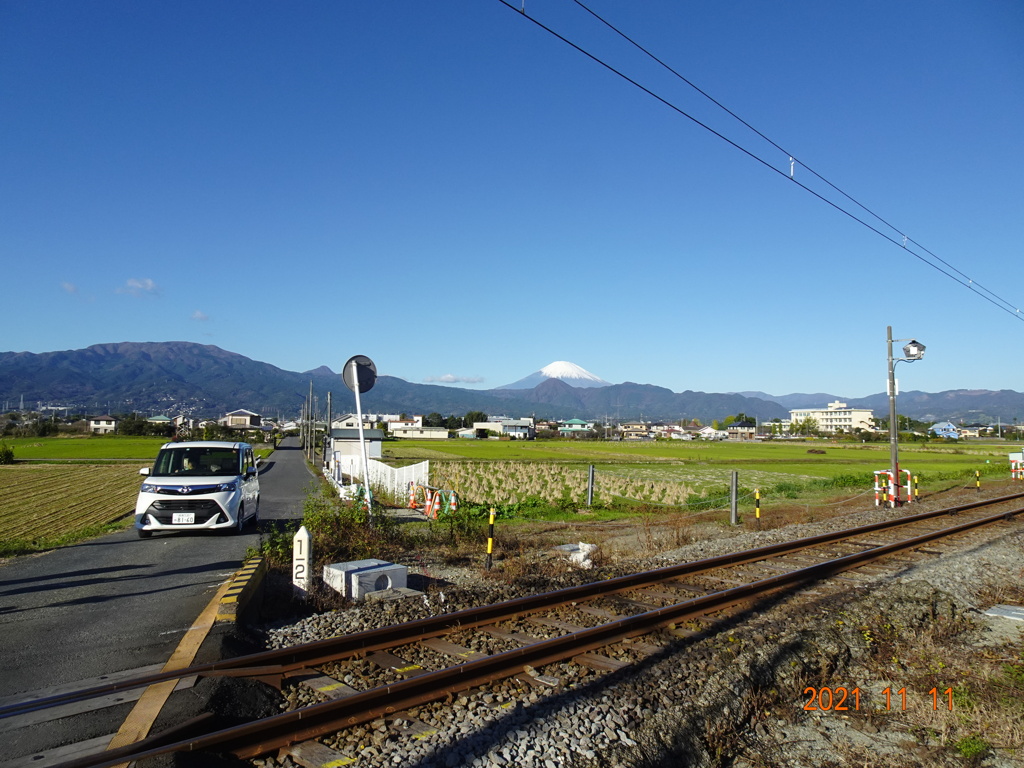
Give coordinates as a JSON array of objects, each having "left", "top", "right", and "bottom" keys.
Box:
[{"left": 496, "top": 0, "right": 1024, "bottom": 323}]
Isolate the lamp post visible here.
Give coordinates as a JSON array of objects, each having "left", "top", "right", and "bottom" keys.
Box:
[{"left": 886, "top": 326, "right": 926, "bottom": 506}]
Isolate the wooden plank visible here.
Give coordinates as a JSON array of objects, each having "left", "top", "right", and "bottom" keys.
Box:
[
  {"left": 0, "top": 733, "right": 114, "bottom": 768},
  {"left": 418, "top": 638, "right": 487, "bottom": 662},
  {"left": 0, "top": 677, "right": 195, "bottom": 734},
  {"left": 366, "top": 651, "right": 430, "bottom": 678},
  {"left": 289, "top": 740, "right": 358, "bottom": 768},
  {"left": 0, "top": 664, "right": 164, "bottom": 709}
]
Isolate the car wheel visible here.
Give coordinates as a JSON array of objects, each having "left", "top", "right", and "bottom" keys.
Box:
[
  {"left": 252, "top": 498, "right": 260, "bottom": 526},
  {"left": 234, "top": 506, "right": 246, "bottom": 534},
  {"left": 138, "top": 529, "right": 152, "bottom": 539}
]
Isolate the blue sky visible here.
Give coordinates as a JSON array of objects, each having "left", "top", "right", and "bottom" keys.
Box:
[{"left": 2, "top": 1, "right": 1022, "bottom": 398}]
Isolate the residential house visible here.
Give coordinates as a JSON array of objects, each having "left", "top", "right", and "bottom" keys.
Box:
[
  {"left": 727, "top": 420, "right": 758, "bottom": 441},
  {"left": 620, "top": 422, "right": 650, "bottom": 440},
  {"left": 384, "top": 415, "right": 423, "bottom": 431},
  {"left": 929, "top": 422, "right": 960, "bottom": 439},
  {"left": 697, "top": 426, "right": 727, "bottom": 441},
  {"left": 331, "top": 414, "right": 376, "bottom": 431},
  {"left": 466, "top": 418, "right": 536, "bottom": 440},
  {"left": 500, "top": 418, "right": 536, "bottom": 440},
  {"left": 558, "top": 419, "right": 594, "bottom": 438},
  {"left": 88, "top": 415, "right": 118, "bottom": 434},
  {"left": 219, "top": 409, "right": 261, "bottom": 429}
]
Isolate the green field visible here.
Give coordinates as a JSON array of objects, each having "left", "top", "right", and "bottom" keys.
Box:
[
  {"left": 385, "top": 438, "right": 1012, "bottom": 477},
  {"left": 386, "top": 438, "right": 1017, "bottom": 508},
  {"left": 0, "top": 436, "right": 275, "bottom": 462},
  {"left": 1, "top": 435, "right": 171, "bottom": 461}
]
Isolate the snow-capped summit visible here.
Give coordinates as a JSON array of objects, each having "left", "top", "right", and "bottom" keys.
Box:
[{"left": 498, "top": 361, "right": 611, "bottom": 390}]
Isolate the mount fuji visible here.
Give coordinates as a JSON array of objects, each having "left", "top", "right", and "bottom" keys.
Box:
[{"left": 498, "top": 361, "right": 611, "bottom": 390}]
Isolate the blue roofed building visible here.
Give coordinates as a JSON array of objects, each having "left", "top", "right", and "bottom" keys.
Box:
[{"left": 929, "top": 421, "right": 959, "bottom": 439}]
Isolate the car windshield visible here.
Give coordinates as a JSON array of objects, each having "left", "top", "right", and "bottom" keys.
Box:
[{"left": 151, "top": 447, "right": 240, "bottom": 477}]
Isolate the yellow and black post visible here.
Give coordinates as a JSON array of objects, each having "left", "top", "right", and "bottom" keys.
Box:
[
  {"left": 755, "top": 489, "right": 761, "bottom": 530},
  {"left": 913, "top": 475, "right": 920, "bottom": 502},
  {"left": 485, "top": 507, "right": 496, "bottom": 570},
  {"left": 976, "top": 470, "right": 981, "bottom": 493}
]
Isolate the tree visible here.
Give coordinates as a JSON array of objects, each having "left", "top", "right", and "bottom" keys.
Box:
[
  {"left": 423, "top": 412, "right": 445, "bottom": 428},
  {"left": 464, "top": 411, "right": 488, "bottom": 427},
  {"left": 791, "top": 417, "right": 818, "bottom": 436}
]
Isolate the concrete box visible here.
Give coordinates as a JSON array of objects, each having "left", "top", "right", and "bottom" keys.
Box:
[
  {"left": 322, "top": 559, "right": 408, "bottom": 599},
  {"left": 349, "top": 563, "right": 407, "bottom": 599},
  {"left": 323, "top": 559, "right": 388, "bottom": 597}
]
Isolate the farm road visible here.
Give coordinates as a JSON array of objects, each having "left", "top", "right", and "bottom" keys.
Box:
[{"left": 0, "top": 436, "right": 311, "bottom": 759}]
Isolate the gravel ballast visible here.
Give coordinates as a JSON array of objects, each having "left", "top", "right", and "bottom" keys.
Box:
[{"left": 253, "top": 490, "right": 1024, "bottom": 768}]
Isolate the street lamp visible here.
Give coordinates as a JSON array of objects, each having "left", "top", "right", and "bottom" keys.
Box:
[{"left": 887, "top": 326, "right": 925, "bottom": 506}]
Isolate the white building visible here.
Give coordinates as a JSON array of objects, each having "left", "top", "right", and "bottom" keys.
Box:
[
  {"left": 390, "top": 425, "right": 448, "bottom": 439},
  {"left": 789, "top": 401, "right": 874, "bottom": 434}
]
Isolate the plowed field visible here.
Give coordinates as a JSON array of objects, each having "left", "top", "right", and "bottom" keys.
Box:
[{"left": 0, "top": 464, "right": 139, "bottom": 543}]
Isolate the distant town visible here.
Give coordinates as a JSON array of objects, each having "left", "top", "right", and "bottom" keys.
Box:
[{"left": 3, "top": 399, "right": 1017, "bottom": 445}]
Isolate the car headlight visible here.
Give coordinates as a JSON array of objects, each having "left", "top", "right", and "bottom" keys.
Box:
[
  {"left": 140, "top": 483, "right": 159, "bottom": 493},
  {"left": 217, "top": 481, "right": 238, "bottom": 493}
]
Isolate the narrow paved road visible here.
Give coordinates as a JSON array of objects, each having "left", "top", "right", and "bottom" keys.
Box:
[{"left": 0, "top": 436, "right": 311, "bottom": 761}]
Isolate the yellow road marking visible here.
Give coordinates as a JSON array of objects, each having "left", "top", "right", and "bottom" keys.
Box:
[{"left": 106, "top": 576, "right": 234, "bottom": 754}]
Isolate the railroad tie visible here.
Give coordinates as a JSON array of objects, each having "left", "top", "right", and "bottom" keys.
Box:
[
  {"left": 528, "top": 616, "right": 588, "bottom": 633},
  {"left": 479, "top": 625, "right": 541, "bottom": 645},
  {"left": 417, "top": 637, "right": 488, "bottom": 662},
  {"left": 292, "top": 672, "right": 361, "bottom": 701},
  {"left": 572, "top": 653, "right": 630, "bottom": 672},
  {"left": 367, "top": 651, "right": 431, "bottom": 678},
  {"left": 288, "top": 740, "right": 357, "bottom": 768}
]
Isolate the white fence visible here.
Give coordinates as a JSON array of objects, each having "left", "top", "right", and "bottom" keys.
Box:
[{"left": 327, "top": 454, "right": 429, "bottom": 501}]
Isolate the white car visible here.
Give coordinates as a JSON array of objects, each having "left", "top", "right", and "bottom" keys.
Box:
[{"left": 134, "top": 441, "right": 260, "bottom": 538}]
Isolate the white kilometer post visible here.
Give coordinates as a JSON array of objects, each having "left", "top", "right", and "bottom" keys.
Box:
[{"left": 292, "top": 525, "right": 312, "bottom": 599}]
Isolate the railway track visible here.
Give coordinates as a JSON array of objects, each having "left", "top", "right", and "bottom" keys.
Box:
[{"left": 4, "top": 491, "right": 1023, "bottom": 768}]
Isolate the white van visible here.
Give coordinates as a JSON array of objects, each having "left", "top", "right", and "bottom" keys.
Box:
[{"left": 134, "top": 441, "right": 260, "bottom": 538}]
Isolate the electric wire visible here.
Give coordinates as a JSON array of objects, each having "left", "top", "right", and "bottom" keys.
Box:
[
  {"left": 570, "top": 0, "right": 1019, "bottom": 317},
  {"left": 496, "top": 0, "right": 1024, "bottom": 322}
]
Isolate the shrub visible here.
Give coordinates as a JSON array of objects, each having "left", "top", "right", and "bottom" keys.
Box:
[{"left": 0, "top": 443, "right": 13, "bottom": 464}]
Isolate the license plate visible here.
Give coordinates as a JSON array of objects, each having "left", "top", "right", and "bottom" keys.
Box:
[{"left": 172, "top": 513, "right": 195, "bottom": 525}]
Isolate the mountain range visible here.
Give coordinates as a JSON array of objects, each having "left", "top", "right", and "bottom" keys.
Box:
[{"left": 2, "top": 342, "right": 1024, "bottom": 424}]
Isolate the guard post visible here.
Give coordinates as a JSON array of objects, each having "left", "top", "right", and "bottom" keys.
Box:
[{"left": 485, "top": 508, "right": 496, "bottom": 570}]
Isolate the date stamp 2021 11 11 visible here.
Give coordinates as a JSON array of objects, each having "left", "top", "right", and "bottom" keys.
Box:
[{"left": 803, "top": 686, "right": 956, "bottom": 712}]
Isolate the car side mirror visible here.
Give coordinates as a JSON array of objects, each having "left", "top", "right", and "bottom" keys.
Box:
[
  {"left": 139, "top": 467, "right": 150, "bottom": 476},
  {"left": 246, "top": 467, "right": 258, "bottom": 478}
]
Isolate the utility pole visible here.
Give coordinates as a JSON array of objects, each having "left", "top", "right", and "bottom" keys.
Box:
[
  {"left": 307, "top": 380, "right": 314, "bottom": 462},
  {"left": 887, "top": 326, "right": 899, "bottom": 506}
]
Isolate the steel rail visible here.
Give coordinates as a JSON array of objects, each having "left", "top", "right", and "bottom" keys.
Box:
[
  {"left": 52, "top": 502, "right": 1024, "bottom": 768},
  {"left": 4, "top": 489, "right": 1021, "bottom": 722}
]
